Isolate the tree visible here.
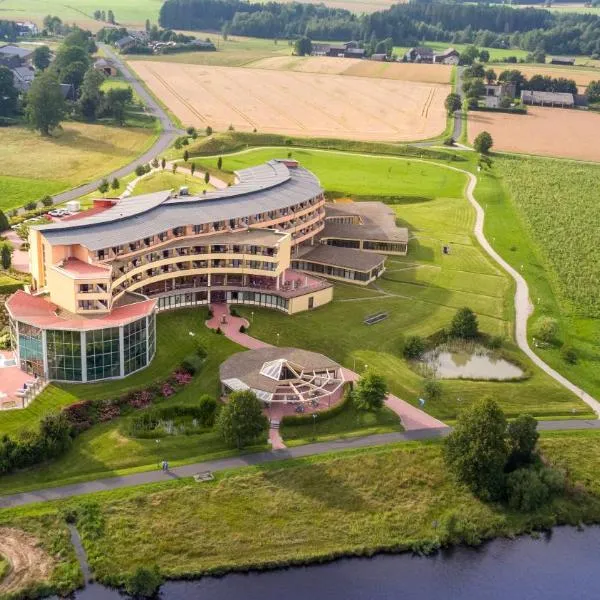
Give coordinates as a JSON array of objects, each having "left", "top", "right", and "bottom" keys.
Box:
[
  {"left": 206, "top": 125, "right": 213, "bottom": 136},
  {"left": 484, "top": 68, "right": 497, "bottom": 84},
  {"left": 98, "top": 179, "right": 109, "bottom": 195},
  {"left": 151, "top": 157, "right": 159, "bottom": 169},
  {"left": 26, "top": 71, "right": 66, "bottom": 135},
  {"left": 0, "top": 66, "right": 18, "bottom": 117},
  {"left": 449, "top": 307, "right": 479, "bottom": 339},
  {"left": 0, "top": 210, "right": 10, "bottom": 232},
  {"left": 53, "top": 44, "right": 90, "bottom": 74},
  {"left": 172, "top": 163, "right": 177, "bottom": 174},
  {"left": 444, "top": 93, "right": 462, "bottom": 115},
  {"left": 294, "top": 36, "right": 312, "bottom": 56},
  {"left": 473, "top": 131, "right": 493, "bottom": 154},
  {"left": 479, "top": 49, "right": 490, "bottom": 62},
  {"left": 161, "top": 158, "right": 166, "bottom": 170},
  {"left": 217, "top": 156, "right": 223, "bottom": 170},
  {"left": 204, "top": 171, "right": 210, "bottom": 184},
  {"left": 190, "top": 163, "right": 196, "bottom": 176},
  {"left": 444, "top": 398, "right": 509, "bottom": 500},
  {"left": 32, "top": 45, "right": 51, "bottom": 70},
  {"left": 403, "top": 335, "right": 425, "bottom": 359},
  {"left": 107, "top": 10, "right": 115, "bottom": 24},
  {"left": 0, "top": 243, "right": 13, "bottom": 270},
  {"left": 43, "top": 15, "right": 62, "bottom": 34},
  {"left": 464, "top": 78, "right": 485, "bottom": 99},
  {"left": 217, "top": 390, "right": 269, "bottom": 448},
  {"left": 60, "top": 60, "right": 87, "bottom": 92},
  {"left": 506, "top": 414, "right": 539, "bottom": 470},
  {"left": 111, "top": 177, "right": 120, "bottom": 191},
  {"left": 587, "top": 80, "right": 600, "bottom": 103},
  {"left": 41, "top": 195, "right": 53, "bottom": 207},
  {"left": 93, "top": 10, "right": 101, "bottom": 20},
  {"left": 353, "top": 371, "right": 387, "bottom": 411},
  {"left": 183, "top": 149, "right": 189, "bottom": 162},
  {"left": 78, "top": 68, "right": 105, "bottom": 120},
  {"left": 459, "top": 45, "right": 479, "bottom": 65},
  {"left": 103, "top": 87, "right": 132, "bottom": 125},
  {"left": 465, "top": 62, "right": 485, "bottom": 79},
  {"left": 422, "top": 378, "right": 442, "bottom": 401},
  {"left": 145, "top": 18, "right": 151, "bottom": 33}
]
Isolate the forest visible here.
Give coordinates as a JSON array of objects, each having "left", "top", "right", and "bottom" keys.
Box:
[{"left": 159, "top": 0, "right": 600, "bottom": 56}]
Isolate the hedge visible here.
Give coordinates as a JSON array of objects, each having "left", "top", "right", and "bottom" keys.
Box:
[{"left": 470, "top": 106, "right": 528, "bottom": 115}]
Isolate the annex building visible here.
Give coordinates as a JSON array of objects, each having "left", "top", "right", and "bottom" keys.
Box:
[{"left": 7, "top": 160, "right": 409, "bottom": 382}]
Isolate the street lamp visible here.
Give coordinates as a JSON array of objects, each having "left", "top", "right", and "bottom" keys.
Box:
[{"left": 276, "top": 332, "right": 280, "bottom": 345}]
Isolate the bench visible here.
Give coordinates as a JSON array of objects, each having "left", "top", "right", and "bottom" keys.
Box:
[{"left": 363, "top": 312, "right": 389, "bottom": 325}]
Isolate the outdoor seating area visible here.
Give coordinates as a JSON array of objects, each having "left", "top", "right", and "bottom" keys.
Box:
[{"left": 0, "top": 351, "right": 48, "bottom": 410}]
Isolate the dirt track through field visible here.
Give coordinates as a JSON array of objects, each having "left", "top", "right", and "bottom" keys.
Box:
[
  {"left": 129, "top": 61, "right": 449, "bottom": 141},
  {"left": 0, "top": 528, "right": 53, "bottom": 595}
]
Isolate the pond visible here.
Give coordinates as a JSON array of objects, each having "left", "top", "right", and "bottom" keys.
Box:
[
  {"left": 64, "top": 526, "right": 600, "bottom": 600},
  {"left": 422, "top": 346, "right": 524, "bottom": 380}
]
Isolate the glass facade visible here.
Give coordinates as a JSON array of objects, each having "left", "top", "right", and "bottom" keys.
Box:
[
  {"left": 227, "top": 290, "right": 288, "bottom": 311},
  {"left": 12, "top": 314, "right": 155, "bottom": 382},
  {"left": 16, "top": 321, "right": 44, "bottom": 377},
  {"left": 86, "top": 327, "right": 120, "bottom": 381},
  {"left": 123, "top": 317, "right": 148, "bottom": 375},
  {"left": 47, "top": 329, "right": 83, "bottom": 382}
]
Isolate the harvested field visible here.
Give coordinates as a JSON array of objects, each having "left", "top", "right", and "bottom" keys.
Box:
[
  {"left": 469, "top": 107, "right": 600, "bottom": 162},
  {"left": 129, "top": 62, "right": 449, "bottom": 141},
  {"left": 0, "top": 528, "right": 54, "bottom": 595},
  {"left": 247, "top": 56, "right": 452, "bottom": 84}
]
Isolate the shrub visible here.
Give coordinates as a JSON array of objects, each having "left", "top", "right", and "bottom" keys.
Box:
[
  {"left": 473, "top": 131, "right": 493, "bottom": 154},
  {"left": 181, "top": 354, "right": 204, "bottom": 375},
  {"left": 539, "top": 466, "right": 566, "bottom": 495},
  {"left": 506, "top": 414, "right": 538, "bottom": 470},
  {"left": 134, "top": 164, "right": 145, "bottom": 177},
  {"left": 533, "top": 316, "right": 558, "bottom": 344},
  {"left": 173, "top": 370, "right": 192, "bottom": 386},
  {"left": 506, "top": 468, "right": 549, "bottom": 512},
  {"left": 489, "top": 335, "right": 504, "bottom": 349},
  {"left": 229, "top": 307, "right": 239, "bottom": 317},
  {"left": 124, "top": 565, "right": 163, "bottom": 598},
  {"left": 186, "top": 126, "right": 196, "bottom": 136},
  {"left": 197, "top": 394, "right": 218, "bottom": 427},
  {"left": 422, "top": 378, "right": 442, "bottom": 401},
  {"left": 215, "top": 327, "right": 222, "bottom": 335},
  {"left": 41, "top": 195, "right": 53, "bottom": 207},
  {"left": 239, "top": 324, "right": 246, "bottom": 333},
  {"left": 443, "top": 136, "right": 455, "bottom": 146},
  {"left": 24, "top": 201, "right": 38, "bottom": 211},
  {"left": 560, "top": 344, "right": 577, "bottom": 364},
  {"left": 403, "top": 335, "right": 425, "bottom": 359},
  {"left": 196, "top": 344, "right": 207, "bottom": 359},
  {"left": 129, "top": 390, "right": 153, "bottom": 409},
  {"left": 353, "top": 371, "right": 387, "bottom": 411},
  {"left": 161, "top": 382, "right": 175, "bottom": 398}
]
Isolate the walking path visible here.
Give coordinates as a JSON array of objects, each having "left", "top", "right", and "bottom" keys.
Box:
[{"left": 461, "top": 170, "right": 600, "bottom": 417}]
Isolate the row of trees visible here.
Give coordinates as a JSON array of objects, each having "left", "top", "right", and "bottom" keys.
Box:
[
  {"left": 159, "top": 0, "right": 600, "bottom": 56},
  {"left": 92, "top": 9, "right": 116, "bottom": 24}
]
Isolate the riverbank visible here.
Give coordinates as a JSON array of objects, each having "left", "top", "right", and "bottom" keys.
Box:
[{"left": 1, "top": 430, "right": 600, "bottom": 597}]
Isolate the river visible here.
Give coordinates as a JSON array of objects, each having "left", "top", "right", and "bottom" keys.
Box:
[{"left": 66, "top": 526, "right": 600, "bottom": 600}]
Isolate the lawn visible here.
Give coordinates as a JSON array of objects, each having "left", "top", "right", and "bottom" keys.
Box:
[
  {"left": 281, "top": 402, "right": 402, "bottom": 446},
  {"left": 133, "top": 171, "right": 213, "bottom": 195},
  {"left": 197, "top": 147, "right": 467, "bottom": 199},
  {"left": 3, "top": 430, "right": 600, "bottom": 588},
  {"left": 195, "top": 148, "right": 589, "bottom": 420},
  {"left": 476, "top": 154, "right": 600, "bottom": 403},
  {"left": 0, "top": 123, "right": 157, "bottom": 212}
]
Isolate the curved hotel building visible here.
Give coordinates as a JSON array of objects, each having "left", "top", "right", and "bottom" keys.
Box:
[{"left": 7, "top": 160, "right": 408, "bottom": 382}]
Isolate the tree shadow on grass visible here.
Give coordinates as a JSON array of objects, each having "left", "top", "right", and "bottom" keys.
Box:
[
  {"left": 256, "top": 459, "right": 370, "bottom": 512},
  {"left": 47, "top": 126, "right": 139, "bottom": 158}
]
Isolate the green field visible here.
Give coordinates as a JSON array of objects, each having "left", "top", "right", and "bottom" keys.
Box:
[
  {"left": 477, "top": 154, "right": 600, "bottom": 402},
  {"left": 0, "top": 123, "right": 157, "bottom": 212},
  {"left": 1, "top": 430, "right": 599, "bottom": 590},
  {"left": 133, "top": 170, "right": 213, "bottom": 195}
]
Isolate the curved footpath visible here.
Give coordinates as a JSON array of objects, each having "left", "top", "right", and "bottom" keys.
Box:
[
  {"left": 16, "top": 45, "right": 183, "bottom": 213},
  {"left": 462, "top": 171, "right": 600, "bottom": 416}
]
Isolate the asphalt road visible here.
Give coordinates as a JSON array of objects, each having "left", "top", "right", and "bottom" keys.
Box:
[
  {"left": 1, "top": 419, "right": 599, "bottom": 508},
  {"left": 20, "top": 45, "right": 182, "bottom": 212}
]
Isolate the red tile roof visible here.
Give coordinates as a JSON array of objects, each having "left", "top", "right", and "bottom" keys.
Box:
[{"left": 6, "top": 290, "right": 155, "bottom": 331}]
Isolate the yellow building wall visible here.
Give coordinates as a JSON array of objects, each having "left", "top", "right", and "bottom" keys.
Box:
[
  {"left": 45, "top": 268, "right": 79, "bottom": 313},
  {"left": 287, "top": 286, "right": 333, "bottom": 314}
]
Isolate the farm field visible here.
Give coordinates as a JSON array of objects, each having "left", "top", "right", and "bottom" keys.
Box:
[
  {"left": 479, "top": 154, "right": 600, "bottom": 401},
  {"left": 196, "top": 148, "right": 590, "bottom": 422},
  {"left": 0, "top": 123, "right": 156, "bottom": 212},
  {"left": 468, "top": 106, "right": 600, "bottom": 162},
  {"left": 246, "top": 56, "right": 452, "bottom": 83},
  {"left": 129, "top": 61, "right": 450, "bottom": 141}
]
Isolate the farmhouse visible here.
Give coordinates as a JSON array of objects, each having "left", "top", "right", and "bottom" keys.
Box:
[
  {"left": 550, "top": 57, "right": 575, "bottom": 66},
  {"left": 325, "top": 42, "right": 365, "bottom": 58},
  {"left": 16, "top": 21, "right": 38, "bottom": 36},
  {"left": 220, "top": 347, "right": 344, "bottom": 408},
  {"left": 405, "top": 46, "right": 435, "bottom": 63},
  {"left": 521, "top": 90, "right": 574, "bottom": 107},
  {"left": 11, "top": 65, "right": 35, "bottom": 92},
  {"left": 0, "top": 44, "right": 32, "bottom": 68},
  {"left": 484, "top": 82, "right": 517, "bottom": 107},
  {"left": 6, "top": 161, "right": 407, "bottom": 382},
  {"left": 114, "top": 36, "right": 136, "bottom": 52},
  {"left": 93, "top": 58, "right": 118, "bottom": 77},
  {"left": 434, "top": 48, "right": 460, "bottom": 65}
]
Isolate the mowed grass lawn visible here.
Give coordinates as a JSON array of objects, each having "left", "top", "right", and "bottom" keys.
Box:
[
  {"left": 199, "top": 148, "right": 588, "bottom": 420},
  {"left": 133, "top": 171, "right": 213, "bottom": 196},
  {"left": 0, "top": 123, "right": 157, "bottom": 212},
  {"left": 2, "top": 431, "right": 598, "bottom": 586},
  {"left": 477, "top": 155, "right": 600, "bottom": 403}
]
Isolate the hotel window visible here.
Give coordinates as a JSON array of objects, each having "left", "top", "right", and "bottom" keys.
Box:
[
  {"left": 123, "top": 317, "right": 148, "bottom": 375},
  {"left": 46, "top": 329, "right": 83, "bottom": 381},
  {"left": 86, "top": 327, "right": 121, "bottom": 381}
]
